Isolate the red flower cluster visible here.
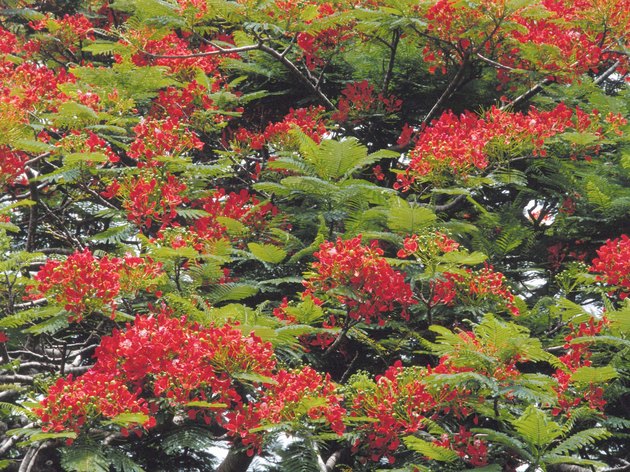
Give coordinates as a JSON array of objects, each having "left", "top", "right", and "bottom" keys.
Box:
[
  {"left": 234, "top": 106, "right": 327, "bottom": 151},
  {"left": 254, "top": 366, "right": 345, "bottom": 435},
  {"left": 552, "top": 318, "right": 608, "bottom": 415},
  {"left": 0, "top": 27, "right": 17, "bottom": 54},
  {"left": 35, "top": 371, "right": 152, "bottom": 435},
  {"left": 31, "top": 14, "right": 94, "bottom": 46},
  {"left": 104, "top": 171, "right": 188, "bottom": 229},
  {"left": 36, "top": 311, "right": 345, "bottom": 451},
  {"left": 128, "top": 117, "right": 204, "bottom": 167},
  {"left": 0, "top": 146, "right": 28, "bottom": 189},
  {"left": 193, "top": 188, "right": 280, "bottom": 243},
  {"left": 395, "top": 103, "right": 605, "bottom": 189},
  {"left": 56, "top": 130, "right": 119, "bottom": 164},
  {"left": 132, "top": 32, "right": 225, "bottom": 75},
  {"left": 397, "top": 231, "right": 460, "bottom": 259},
  {"left": 0, "top": 60, "right": 73, "bottom": 112},
  {"left": 434, "top": 426, "right": 488, "bottom": 467},
  {"left": 29, "top": 249, "right": 162, "bottom": 321},
  {"left": 304, "top": 236, "right": 416, "bottom": 326},
  {"left": 350, "top": 363, "right": 437, "bottom": 463},
  {"left": 150, "top": 81, "right": 225, "bottom": 122},
  {"left": 590, "top": 234, "right": 630, "bottom": 299},
  {"left": 417, "top": 0, "right": 628, "bottom": 83},
  {"left": 432, "top": 265, "right": 520, "bottom": 316},
  {"left": 332, "top": 80, "right": 402, "bottom": 122}
]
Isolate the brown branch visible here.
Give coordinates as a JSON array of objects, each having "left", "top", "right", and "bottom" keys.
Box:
[
  {"left": 325, "top": 450, "right": 343, "bottom": 471},
  {"left": 422, "top": 55, "right": 470, "bottom": 125},
  {"left": 258, "top": 43, "right": 335, "bottom": 110},
  {"left": 215, "top": 443, "right": 255, "bottom": 472},
  {"left": 382, "top": 29, "right": 401, "bottom": 95},
  {"left": 475, "top": 52, "right": 514, "bottom": 70},
  {"left": 140, "top": 43, "right": 261, "bottom": 59},
  {"left": 594, "top": 60, "right": 621, "bottom": 85},
  {"left": 500, "top": 77, "right": 555, "bottom": 111}
]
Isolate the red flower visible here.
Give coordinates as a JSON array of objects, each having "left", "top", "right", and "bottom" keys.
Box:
[{"left": 304, "top": 236, "right": 416, "bottom": 326}]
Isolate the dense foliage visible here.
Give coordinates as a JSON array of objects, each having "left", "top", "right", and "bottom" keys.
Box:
[{"left": 0, "top": 0, "right": 629, "bottom": 471}]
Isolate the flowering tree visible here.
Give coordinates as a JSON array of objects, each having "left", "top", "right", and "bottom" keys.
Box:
[{"left": 0, "top": 1, "right": 629, "bottom": 471}]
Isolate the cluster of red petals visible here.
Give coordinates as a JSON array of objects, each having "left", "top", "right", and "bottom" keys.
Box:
[
  {"left": 28, "top": 249, "right": 162, "bottom": 321},
  {"left": 234, "top": 106, "right": 327, "bottom": 151},
  {"left": 193, "top": 188, "right": 280, "bottom": 243},
  {"left": 332, "top": 80, "right": 402, "bottom": 122},
  {"left": 31, "top": 14, "right": 94, "bottom": 45},
  {"left": 0, "top": 146, "right": 28, "bottom": 189},
  {"left": 0, "top": 28, "right": 17, "bottom": 54},
  {"left": 396, "top": 103, "right": 600, "bottom": 189},
  {"left": 176, "top": 0, "right": 209, "bottom": 18},
  {"left": 304, "top": 236, "right": 416, "bottom": 326},
  {"left": 150, "top": 81, "right": 228, "bottom": 122},
  {"left": 254, "top": 366, "right": 346, "bottom": 435},
  {"left": 552, "top": 318, "right": 608, "bottom": 415},
  {"left": 397, "top": 231, "right": 460, "bottom": 259},
  {"left": 351, "top": 355, "right": 489, "bottom": 465},
  {"left": 132, "top": 32, "right": 225, "bottom": 75},
  {"left": 350, "top": 362, "right": 437, "bottom": 464},
  {"left": 418, "top": 0, "right": 628, "bottom": 81},
  {"left": 294, "top": 1, "right": 352, "bottom": 70},
  {"left": 36, "top": 312, "right": 344, "bottom": 452},
  {"left": 104, "top": 171, "right": 188, "bottom": 229},
  {"left": 0, "top": 60, "right": 74, "bottom": 112},
  {"left": 434, "top": 426, "right": 489, "bottom": 467},
  {"left": 35, "top": 371, "right": 152, "bottom": 435},
  {"left": 56, "top": 130, "right": 120, "bottom": 164},
  {"left": 128, "top": 117, "right": 204, "bottom": 166},
  {"left": 590, "top": 234, "right": 630, "bottom": 299},
  {"left": 432, "top": 265, "right": 520, "bottom": 316}
]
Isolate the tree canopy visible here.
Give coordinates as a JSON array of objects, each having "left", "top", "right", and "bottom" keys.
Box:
[{"left": 0, "top": 0, "right": 629, "bottom": 471}]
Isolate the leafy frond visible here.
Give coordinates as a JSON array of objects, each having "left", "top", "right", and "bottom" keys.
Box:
[
  {"left": 60, "top": 446, "right": 110, "bottom": 472},
  {"left": 549, "top": 428, "right": 610, "bottom": 456}
]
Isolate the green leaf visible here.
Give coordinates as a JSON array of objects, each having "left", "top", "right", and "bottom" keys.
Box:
[
  {"left": 471, "top": 428, "right": 534, "bottom": 462},
  {"left": 561, "top": 132, "right": 600, "bottom": 146},
  {"left": 570, "top": 365, "right": 617, "bottom": 384},
  {"left": 30, "top": 431, "right": 77, "bottom": 442},
  {"left": 23, "top": 313, "right": 70, "bottom": 334},
  {"left": 64, "top": 152, "right": 109, "bottom": 165},
  {"left": 248, "top": 242, "right": 286, "bottom": 264},
  {"left": 232, "top": 372, "right": 278, "bottom": 385},
  {"left": 60, "top": 446, "right": 110, "bottom": 472},
  {"left": 549, "top": 428, "right": 610, "bottom": 456},
  {"left": 106, "top": 449, "right": 146, "bottom": 472},
  {"left": 387, "top": 199, "right": 436, "bottom": 233},
  {"left": 438, "top": 250, "right": 487, "bottom": 265},
  {"left": 105, "top": 412, "right": 149, "bottom": 427},
  {"left": 185, "top": 401, "right": 227, "bottom": 409},
  {"left": 216, "top": 216, "right": 248, "bottom": 236},
  {"left": 403, "top": 436, "right": 460, "bottom": 462},
  {"left": 512, "top": 406, "right": 562, "bottom": 447}
]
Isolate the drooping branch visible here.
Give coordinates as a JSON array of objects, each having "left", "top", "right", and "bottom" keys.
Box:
[
  {"left": 258, "top": 43, "right": 336, "bottom": 110},
  {"left": 139, "top": 40, "right": 336, "bottom": 110},
  {"left": 139, "top": 43, "right": 261, "bottom": 59}
]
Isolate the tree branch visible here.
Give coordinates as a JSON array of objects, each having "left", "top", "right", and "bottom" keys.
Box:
[
  {"left": 258, "top": 43, "right": 335, "bottom": 110},
  {"left": 215, "top": 443, "right": 255, "bottom": 472},
  {"left": 382, "top": 29, "right": 401, "bottom": 95},
  {"left": 140, "top": 43, "right": 261, "bottom": 59}
]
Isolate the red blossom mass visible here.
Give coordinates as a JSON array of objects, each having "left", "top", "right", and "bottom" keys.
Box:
[
  {"left": 590, "top": 234, "right": 630, "bottom": 299},
  {"left": 1, "top": 0, "right": 628, "bottom": 470},
  {"left": 304, "top": 236, "right": 416, "bottom": 326},
  {"left": 28, "top": 249, "right": 163, "bottom": 321}
]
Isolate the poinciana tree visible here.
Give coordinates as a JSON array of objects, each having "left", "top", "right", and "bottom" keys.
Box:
[{"left": 0, "top": 0, "right": 629, "bottom": 471}]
